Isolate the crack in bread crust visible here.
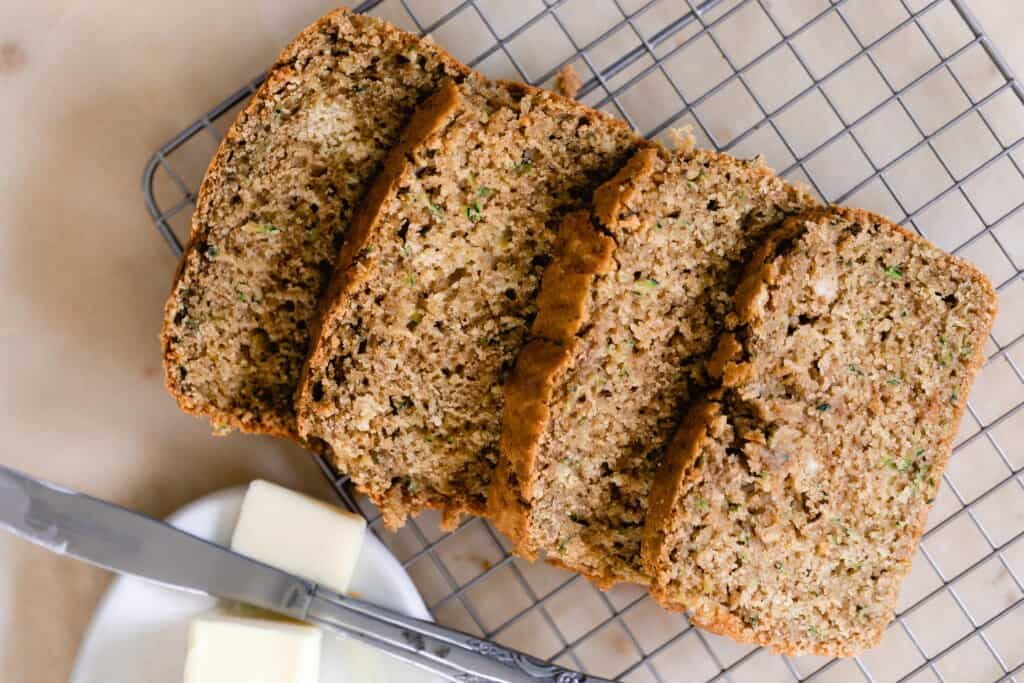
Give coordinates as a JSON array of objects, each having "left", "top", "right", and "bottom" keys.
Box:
[{"left": 643, "top": 206, "right": 998, "bottom": 656}]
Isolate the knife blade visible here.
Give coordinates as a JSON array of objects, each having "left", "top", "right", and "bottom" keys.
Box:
[
  {"left": 0, "top": 464, "right": 314, "bottom": 618},
  {"left": 0, "top": 465, "right": 606, "bottom": 683}
]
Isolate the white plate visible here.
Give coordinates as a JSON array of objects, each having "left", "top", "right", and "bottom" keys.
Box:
[{"left": 70, "top": 487, "right": 437, "bottom": 683}]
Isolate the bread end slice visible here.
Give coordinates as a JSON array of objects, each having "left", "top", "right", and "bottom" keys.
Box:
[
  {"left": 643, "top": 206, "right": 998, "bottom": 656},
  {"left": 490, "top": 338, "right": 572, "bottom": 557}
]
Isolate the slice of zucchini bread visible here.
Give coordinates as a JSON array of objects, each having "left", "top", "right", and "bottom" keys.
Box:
[
  {"left": 295, "top": 79, "right": 643, "bottom": 528},
  {"left": 488, "top": 142, "right": 818, "bottom": 587},
  {"left": 161, "top": 10, "right": 469, "bottom": 439},
  {"left": 643, "top": 207, "right": 998, "bottom": 656}
]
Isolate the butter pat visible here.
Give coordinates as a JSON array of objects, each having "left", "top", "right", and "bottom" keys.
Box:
[
  {"left": 230, "top": 480, "right": 367, "bottom": 594},
  {"left": 184, "top": 610, "right": 320, "bottom": 683}
]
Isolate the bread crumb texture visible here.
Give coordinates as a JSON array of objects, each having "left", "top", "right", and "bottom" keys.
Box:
[
  {"left": 296, "top": 78, "right": 641, "bottom": 529},
  {"left": 555, "top": 64, "right": 582, "bottom": 99},
  {"left": 644, "top": 207, "right": 998, "bottom": 656},
  {"left": 161, "top": 10, "right": 468, "bottom": 439},
  {"left": 492, "top": 145, "right": 818, "bottom": 587}
]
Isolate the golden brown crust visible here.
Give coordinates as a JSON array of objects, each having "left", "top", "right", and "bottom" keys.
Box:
[
  {"left": 543, "top": 555, "right": 622, "bottom": 591},
  {"left": 592, "top": 147, "right": 657, "bottom": 227},
  {"left": 639, "top": 593, "right": 882, "bottom": 658},
  {"left": 489, "top": 339, "right": 574, "bottom": 556},
  {"left": 730, "top": 212, "right": 810, "bottom": 323},
  {"left": 483, "top": 214, "right": 610, "bottom": 544},
  {"left": 487, "top": 148, "right": 657, "bottom": 557},
  {"left": 555, "top": 63, "right": 583, "bottom": 99},
  {"left": 640, "top": 400, "right": 720, "bottom": 578},
  {"left": 530, "top": 212, "right": 616, "bottom": 343},
  {"left": 710, "top": 210, "right": 820, "bottom": 387},
  {"left": 689, "top": 609, "right": 874, "bottom": 658},
  {"left": 505, "top": 341, "right": 574, "bottom": 499},
  {"left": 705, "top": 333, "right": 742, "bottom": 383},
  {"left": 643, "top": 204, "right": 999, "bottom": 657},
  {"left": 161, "top": 9, "right": 469, "bottom": 440}
]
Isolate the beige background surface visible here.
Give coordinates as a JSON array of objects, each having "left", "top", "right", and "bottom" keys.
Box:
[{"left": 1, "top": 1, "right": 1023, "bottom": 681}]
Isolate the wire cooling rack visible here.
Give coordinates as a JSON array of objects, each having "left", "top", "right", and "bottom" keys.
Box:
[{"left": 145, "top": 1, "right": 1024, "bottom": 680}]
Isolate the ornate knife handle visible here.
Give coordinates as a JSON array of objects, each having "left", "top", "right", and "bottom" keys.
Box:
[
  {"left": 308, "top": 589, "right": 608, "bottom": 682},
  {"left": 460, "top": 638, "right": 590, "bottom": 682}
]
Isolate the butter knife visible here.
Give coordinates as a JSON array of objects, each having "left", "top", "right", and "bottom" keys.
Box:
[{"left": 0, "top": 465, "right": 602, "bottom": 683}]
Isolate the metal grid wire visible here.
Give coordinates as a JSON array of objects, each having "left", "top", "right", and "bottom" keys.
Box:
[{"left": 144, "top": 0, "right": 1024, "bottom": 680}]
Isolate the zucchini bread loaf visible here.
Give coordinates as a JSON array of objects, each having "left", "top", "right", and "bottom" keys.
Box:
[
  {"left": 162, "top": 10, "right": 468, "bottom": 439},
  {"left": 643, "top": 207, "right": 997, "bottom": 656},
  {"left": 488, "top": 142, "right": 818, "bottom": 587},
  {"left": 295, "top": 80, "right": 643, "bottom": 528}
]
